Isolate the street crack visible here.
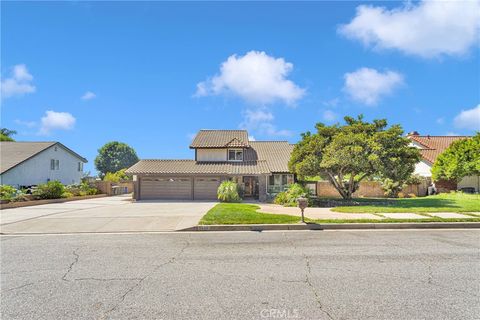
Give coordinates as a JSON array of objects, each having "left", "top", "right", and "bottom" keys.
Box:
[{"left": 61, "top": 249, "right": 80, "bottom": 281}]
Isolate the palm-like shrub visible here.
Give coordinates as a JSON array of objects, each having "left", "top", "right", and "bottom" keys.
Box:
[{"left": 217, "top": 181, "right": 241, "bottom": 202}]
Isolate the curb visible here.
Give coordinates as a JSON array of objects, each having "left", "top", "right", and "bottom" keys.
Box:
[{"left": 182, "top": 222, "right": 480, "bottom": 232}]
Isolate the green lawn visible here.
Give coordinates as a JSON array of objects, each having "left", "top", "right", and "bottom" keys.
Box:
[
  {"left": 331, "top": 193, "right": 480, "bottom": 213},
  {"left": 199, "top": 203, "right": 300, "bottom": 225}
]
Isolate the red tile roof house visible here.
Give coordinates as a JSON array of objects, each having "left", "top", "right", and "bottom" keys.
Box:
[
  {"left": 406, "top": 132, "right": 479, "bottom": 193},
  {"left": 125, "top": 130, "right": 295, "bottom": 201}
]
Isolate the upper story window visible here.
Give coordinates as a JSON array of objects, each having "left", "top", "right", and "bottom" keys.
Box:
[
  {"left": 50, "top": 159, "right": 60, "bottom": 170},
  {"left": 228, "top": 149, "right": 243, "bottom": 161},
  {"left": 78, "top": 162, "right": 83, "bottom": 172}
]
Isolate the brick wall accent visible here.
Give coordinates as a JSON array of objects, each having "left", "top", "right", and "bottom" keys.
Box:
[
  {"left": 434, "top": 179, "right": 457, "bottom": 194},
  {"left": 316, "top": 179, "right": 430, "bottom": 198}
]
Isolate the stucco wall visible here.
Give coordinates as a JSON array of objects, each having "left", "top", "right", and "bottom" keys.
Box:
[
  {"left": 0, "top": 144, "right": 86, "bottom": 187},
  {"left": 414, "top": 160, "right": 433, "bottom": 177},
  {"left": 197, "top": 149, "right": 227, "bottom": 161}
]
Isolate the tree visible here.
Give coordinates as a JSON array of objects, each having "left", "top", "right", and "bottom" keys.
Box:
[
  {"left": 432, "top": 133, "right": 480, "bottom": 182},
  {"left": 94, "top": 142, "right": 139, "bottom": 177},
  {"left": 289, "top": 115, "right": 421, "bottom": 199},
  {"left": 0, "top": 128, "right": 17, "bottom": 141}
]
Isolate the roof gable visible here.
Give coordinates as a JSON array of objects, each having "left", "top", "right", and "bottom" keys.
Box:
[
  {"left": 190, "top": 130, "right": 250, "bottom": 148},
  {"left": 407, "top": 135, "right": 470, "bottom": 163},
  {"left": 0, "top": 142, "right": 87, "bottom": 174}
]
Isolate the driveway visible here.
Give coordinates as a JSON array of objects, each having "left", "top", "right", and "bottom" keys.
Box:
[{"left": 0, "top": 195, "right": 217, "bottom": 234}]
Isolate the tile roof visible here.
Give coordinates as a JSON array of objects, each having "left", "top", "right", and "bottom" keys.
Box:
[
  {"left": 407, "top": 135, "right": 471, "bottom": 164},
  {"left": 245, "top": 141, "right": 294, "bottom": 173},
  {"left": 190, "top": 130, "right": 250, "bottom": 148},
  {"left": 0, "top": 142, "right": 87, "bottom": 174},
  {"left": 125, "top": 160, "right": 271, "bottom": 175}
]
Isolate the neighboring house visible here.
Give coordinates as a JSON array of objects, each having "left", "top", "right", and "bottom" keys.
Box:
[
  {"left": 126, "top": 130, "right": 295, "bottom": 201},
  {"left": 407, "top": 132, "right": 479, "bottom": 192},
  {"left": 0, "top": 142, "right": 87, "bottom": 188}
]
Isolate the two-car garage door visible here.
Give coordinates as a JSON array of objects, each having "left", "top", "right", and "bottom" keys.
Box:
[{"left": 139, "top": 177, "right": 221, "bottom": 200}]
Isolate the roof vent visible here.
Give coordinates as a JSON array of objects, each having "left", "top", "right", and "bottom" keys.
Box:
[{"left": 407, "top": 131, "right": 420, "bottom": 136}]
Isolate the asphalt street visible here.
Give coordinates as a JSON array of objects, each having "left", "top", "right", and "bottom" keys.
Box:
[{"left": 1, "top": 230, "right": 479, "bottom": 320}]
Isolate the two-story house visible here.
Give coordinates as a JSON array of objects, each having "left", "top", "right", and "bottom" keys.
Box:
[
  {"left": 0, "top": 141, "right": 87, "bottom": 188},
  {"left": 126, "top": 130, "right": 295, "bottom": 201}
]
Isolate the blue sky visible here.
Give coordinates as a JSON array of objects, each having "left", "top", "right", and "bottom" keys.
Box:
[{"left": 2, "top": 1, "right": 479, "bottom": 174}]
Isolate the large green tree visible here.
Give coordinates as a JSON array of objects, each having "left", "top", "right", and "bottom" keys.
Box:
[
  {"left": 289, "top": 115, "right": 420, "bottom": 199},
  {"left": 432, "top": 133, "right": 480, "bottom": 182},
  {"left": 94, "top": 142, "right": 139, "bottom": 177},
  {"left": 0, "top": 128, "right": 17, "bottom": 141}
]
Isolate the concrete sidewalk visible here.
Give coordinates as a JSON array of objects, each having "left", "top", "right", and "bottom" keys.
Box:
[{"left": 257, "top": 203, "right": 477, "bottom": 220}]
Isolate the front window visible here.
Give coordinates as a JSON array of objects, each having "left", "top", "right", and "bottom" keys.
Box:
[
  {"left": 55, "top": 160, "right": 60, "bottom": 170},
  {"left": 228, "top": 149, "right": 243, "bottom": 161},
  {"left": 78, "top": 162, "right": 83, "bottom": 172},
  {"left": 268, "top": 174, "right": 294, "bottom": 194},
  {"left": 50, "top": 159, "right": 55, "bottom": 170}
]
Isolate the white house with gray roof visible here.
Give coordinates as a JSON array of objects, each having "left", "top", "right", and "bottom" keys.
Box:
[
  {"left": 0, "top": 142, "right": 87, "bottom": 188},
  {"left": 126, "top": 130, "right": 295, "bottom": 201}
]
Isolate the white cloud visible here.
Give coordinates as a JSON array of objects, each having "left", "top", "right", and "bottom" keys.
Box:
[
  {"left": 343, "top": 68, "right": 403, "bottom": 106},
  {"left": 436, "top": 117, "right": 445, "bottom": 125},
  {"left": 248, "top": 136, "right": 256, "bottom": 141},
  {"left": 240, "top": 109, "right": 292, "bottom": 137},
  {"left": 81, "top": 91, "right": 96, "bottom": 100},
  {"left": 339, "top": 1, "right": 480, "bottom": 58},
  {"left": 1, "top": 64, "right": 36, "bottom": 99},
  {"left": 454, "top": 104, "right": 480, "bottom": 131},
  {"left": 39, "top": 110, "right": 76, "bottom": 135},
  {"left": 195, "top": 51, "right": 305, "bottom": 105},
  {"left": 322, "top": 110, "right": 338, "bottom": 123}
]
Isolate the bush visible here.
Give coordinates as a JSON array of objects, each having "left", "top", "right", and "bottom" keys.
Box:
[
  {"left": 103, "top": 168, "right": 130, "bottom": 183},
  {"left": 273, "top": 191, "right": 288, "bottom": 205},
  {"left": 217, "top": 181, "right": 241, "bottom": 202},
  {"left": 11, "top": 193, "right": 30, "bottom": 202},
  {"left": 0, "top": 185, "right": 18, "bottom": 201},
  {"left": 33, "top": 181, "right": 65, "bottom": 199},
  {"left": 65, "top": 182, "right": 98, "bottom": 196},
  {"left": 62, "top": 191, "right": 74, "bottom": 198},
  {"left": 381, "top": 178, "right": 404, "bottom": 198},
  {"left": 273, "top": 183, "right": 311, "bottom": 206}
]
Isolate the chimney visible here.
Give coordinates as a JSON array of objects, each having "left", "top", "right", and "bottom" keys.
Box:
[{"left": 407, "top": 131, "right": 420, "bottom": 136}]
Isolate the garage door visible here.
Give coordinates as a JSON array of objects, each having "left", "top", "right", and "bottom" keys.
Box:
[
  {"left": 194, "top": 177, "right": 221, "bottom": 200},
  {"left": 140, "top": 177, "right": 192, "bottom": 200}
]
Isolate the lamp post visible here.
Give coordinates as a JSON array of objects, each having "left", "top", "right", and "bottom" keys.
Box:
[{"left": 297, "top": 197, "right": 308, "bottom": 223}]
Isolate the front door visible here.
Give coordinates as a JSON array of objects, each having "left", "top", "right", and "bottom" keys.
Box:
[{"left": 243, "top": 176, "right": 254, "bottom": 197}]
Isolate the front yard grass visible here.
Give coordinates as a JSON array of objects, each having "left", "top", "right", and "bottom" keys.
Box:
[
  {"left": 331, "top": 193, "right": 480, "bottom": 213},
  {"left": 200, "top": 201, "right": 480, "bottom": 225},
  {"left": 199, "top": 203, "right": 300, "bottom": 225}
]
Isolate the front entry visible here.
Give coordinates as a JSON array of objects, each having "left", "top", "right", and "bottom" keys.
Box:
[{"left": 242, "top": 176, "right": 259, "bottom": 199}]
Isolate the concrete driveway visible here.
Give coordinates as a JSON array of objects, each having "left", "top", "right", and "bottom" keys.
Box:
[{"left": 0, "top": 195, "right": 217, "bottom": 234}]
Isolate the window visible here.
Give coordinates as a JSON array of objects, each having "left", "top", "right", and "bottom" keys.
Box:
[
  {"left": 50, "top": 159, "right": 55, "bottom": 170},
  {"left": 78, "top": 162, "right": 83, "bottom": 172},
  {"left": 55, "top": 160, "right": 59, "bottom": 170},
  {"left": 228, "top": 149, "right": 243, "bottom": 161}
]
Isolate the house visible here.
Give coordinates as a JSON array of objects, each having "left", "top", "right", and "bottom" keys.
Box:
[
  {"left": 126, "top": 130, "right": 295, "bottom": 201},
  {"left": 407, "top": 132, "right": 479, "bottom": 192},
  {"left": 0, "top": 142, "right": 87, "bottom": 188}
]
